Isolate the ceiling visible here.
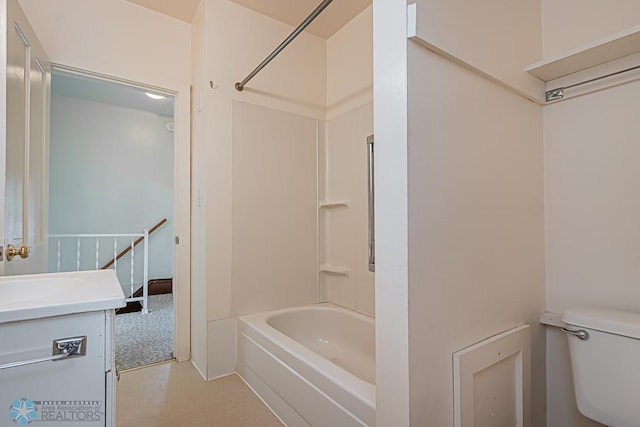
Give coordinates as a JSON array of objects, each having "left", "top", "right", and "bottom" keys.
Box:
[
  {"left": 126, "top": 0, "right": 201, "bottom": 23},
  {"left": 229, "top": 0, "right": 371, "bottom": 39},
  {"left": 52, "top": 72, "right": 175, "bottom": 118},
  {"left": 125, "top": 0, "right": 372, "bottom": 39}
]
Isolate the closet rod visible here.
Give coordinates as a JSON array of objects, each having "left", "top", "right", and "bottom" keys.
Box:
[
  {"left": 235, "top": 0, "right": 333, "bottom": 91},
  {"left": 546, "top": 63, "right": 640, "bottom": 101}
]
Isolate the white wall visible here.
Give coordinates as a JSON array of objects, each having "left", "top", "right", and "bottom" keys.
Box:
[
  {"left": 17, "top": 0, "right": 191, "bottom": 87},
  {"left": 199, "top": 0, "right": 326, "bottom": 321},
  {"left": 48, "top": 96, "right": 175, "bottom": 285},
  {"left": 320, "top": 102, "right": 374, "bottom": 316},
  {"left": 321, "top": 6, "right": 374, "bottom": 316},
  {"left": 544, "top": 75, "right": 640, "bottom": 427},
  {"left": 374, "top": 1, "right": 547, "bottom": 425},
  {"left": 189, "top": 0, "right": 209, "bottom": 380},
  {"left": 191, "top": 0, "right": 327, "bottom": 378},
  {"left": 407, "top": 42, "right": 546, "bottom": 426},
  {"left": 542, "top": 0, "right": 640, "bottom": 57},
  {"left": 16, "top": 0, "right": 192, "bottom": 362},
  {"left": 545, "top": 81, "right": 640, "bottom": 314},
  {"left": 231, "top": 101, "right": 318, "bottom": 315},
  {"left": 541, "top": 4, "right": 640, "bottom": 426},
  {"left": 410, "top": 0, "right": 543, "bottom": 101},
  {"left": 326, "top": 6, "right": 372, "bottom": 119}
]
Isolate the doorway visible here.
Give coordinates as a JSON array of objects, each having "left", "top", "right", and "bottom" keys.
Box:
[{"left": 48, "top": 69, "right": 178, "bottom": 370}]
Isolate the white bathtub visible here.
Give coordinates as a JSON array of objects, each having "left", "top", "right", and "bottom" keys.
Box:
[{"left": 236, "top": 303, "right": 376, "bottom": 427}]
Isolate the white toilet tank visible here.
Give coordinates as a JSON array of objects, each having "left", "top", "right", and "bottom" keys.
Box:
[{"left": 562, "top": 307, "right": 640, "bottom": 427}]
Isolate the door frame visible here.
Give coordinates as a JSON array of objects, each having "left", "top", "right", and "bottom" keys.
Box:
[
  {"left": 0, "top": 0, "right": 7, "bottom": 277},
  {"left": 50, "top": 63, "right": 192, "bottom": 362}
]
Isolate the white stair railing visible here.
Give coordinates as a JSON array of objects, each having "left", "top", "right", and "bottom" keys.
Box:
[{"left": 48, "top": 230, "right": 150, "bottom": 314}]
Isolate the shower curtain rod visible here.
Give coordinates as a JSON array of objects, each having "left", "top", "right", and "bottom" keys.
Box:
[
  {"left": 546, "top": 63, "right": 640, "bottom": 101},
  {"left": 235, "top": 0, "right": 334, "bottom": 91}
]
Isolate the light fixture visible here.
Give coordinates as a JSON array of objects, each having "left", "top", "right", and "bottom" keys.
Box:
[{"left": 145, "top": 92, "right": 165, "bottom": 100}]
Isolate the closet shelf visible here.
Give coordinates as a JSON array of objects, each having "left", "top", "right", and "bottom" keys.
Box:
[
  {"left": 319, "top": 200, "right": 350, "bottom": 208},
  {"left": 319, "top": 264, "right": 351, "bottom": 276},
  {"left": 525, "top": 25, "right": 640, "bottom": 81}
]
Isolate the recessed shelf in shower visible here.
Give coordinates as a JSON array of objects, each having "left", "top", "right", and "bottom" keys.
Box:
[
  {"left": 319, "top": 264, "right": 351, "bottom": 276},
  {"left": 319, "top": 200, "right": 350, "bottom": 208}
]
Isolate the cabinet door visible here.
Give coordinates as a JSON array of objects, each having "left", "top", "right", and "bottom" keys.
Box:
[{"left": 0, "top": 312, "right": 107, "bottom": 426}]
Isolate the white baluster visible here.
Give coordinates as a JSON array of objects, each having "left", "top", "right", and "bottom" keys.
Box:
[
  {"left": 95, "top": 238, "right": 100, "bottom": 270},
  {"left": 113, "top": 237, "right": 118, "bottom": 282},
  {"left": 57, "top": 239, "right": 61, "bottom": 272},
  {"left": 142, "top": 229, "right": 149, "bottom": 314},
  {"left": 130, "top": 236, "right": 135, "bottom": 300},
  {"left": 113, "top": 238, "right": 117, "bottom": 268},
  {"left": 76, "top": 238, "right": 81, "bottom": 271}
]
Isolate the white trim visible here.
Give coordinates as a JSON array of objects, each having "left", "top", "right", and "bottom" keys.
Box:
[
  {"left": 51, "top": 63, "right": 178, "bottom": 97},
  {"left": 48, "top": 64, "right": 191, "bottom": 362},
  {"left": 0, "top": 0, "right": 7, "bottom": 276},
  {"left": 453, "top": 325, "right": 531, "bottom": 427},
  {"left": 373, "top": 0, "right": 410, "bottom": 425}
]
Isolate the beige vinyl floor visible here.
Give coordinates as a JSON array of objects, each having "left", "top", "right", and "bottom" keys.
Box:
[{"left": 116, "top": 361, "right": 282, "bottom": 426}]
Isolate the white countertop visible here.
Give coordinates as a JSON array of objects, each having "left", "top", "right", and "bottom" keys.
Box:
[{"left": 0, "top": 270, "right": 126, "bottom": 324}]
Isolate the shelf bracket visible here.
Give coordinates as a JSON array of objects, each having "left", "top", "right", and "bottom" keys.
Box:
[{"left": 545, "top": 88, "right": 564, "bottom": 102}]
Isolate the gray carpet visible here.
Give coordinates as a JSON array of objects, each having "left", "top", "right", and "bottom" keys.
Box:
[{"left": 115, "top": 294, "right": 174, "bottom": 371}]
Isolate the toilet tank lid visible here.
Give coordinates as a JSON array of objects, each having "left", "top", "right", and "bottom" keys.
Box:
[{"left": 562, "top": 307, "right": 640, "bottom": 339}]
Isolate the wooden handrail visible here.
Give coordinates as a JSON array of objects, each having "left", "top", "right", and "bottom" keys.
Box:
[{"left": 100, "top": 218, "right": 168, "bottom": 270}]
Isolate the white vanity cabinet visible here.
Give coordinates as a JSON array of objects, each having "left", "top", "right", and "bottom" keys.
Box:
[{"left": 0, "top": 270, "right": 125, "bottom": 427}]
